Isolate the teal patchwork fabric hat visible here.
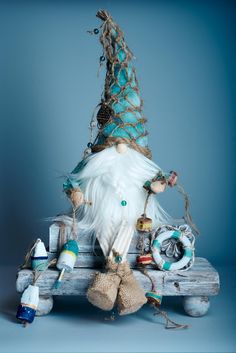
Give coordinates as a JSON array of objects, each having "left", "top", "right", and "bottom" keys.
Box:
[{"left": 91, "top": 10, "right": 152, "bottom": 159}]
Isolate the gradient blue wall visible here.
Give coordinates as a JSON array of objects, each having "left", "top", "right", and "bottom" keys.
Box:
[{"left": 0, "top": 0, "right": 235, "bottom": 265}]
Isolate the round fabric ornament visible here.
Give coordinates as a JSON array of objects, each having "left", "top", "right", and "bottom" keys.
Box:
[{"left": 151, "top": 226, "right": 195, "bottom": 271}]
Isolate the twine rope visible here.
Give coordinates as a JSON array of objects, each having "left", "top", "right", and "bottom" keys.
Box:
[
  {"left": 32, "top": 259, "right": 57, "bottom": 285},
  {"left": 19, "top": 238, "right": 41, "bottom": 270}
]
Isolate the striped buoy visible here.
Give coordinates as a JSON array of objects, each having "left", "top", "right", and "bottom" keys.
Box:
[
  {"left": 152, "top": 228, "right": 194, "bottom": 271},
  {"left": 31, "top": 239, "right": 48, "bottom": 271},
  {"left": 55, "top": 240, "right": 79, "bottom": 288},
  {"left": 146, "top": 290, "right": 162, "bottom": 306},
  {"left": 16, "top": 285, "right": 39, "bottom": 324}
]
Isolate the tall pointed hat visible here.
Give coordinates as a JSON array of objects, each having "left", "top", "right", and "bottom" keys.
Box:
[{"left": 91, "top": 10, "right": 152, "bottom": 159}]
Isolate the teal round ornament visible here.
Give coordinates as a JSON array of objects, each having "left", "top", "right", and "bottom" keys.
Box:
[
  {"left": 121, "top": 200, "right": 127, "bottom": 206},
  {"left": 115, "top": 255, "right": 122, "bottom": 263}
]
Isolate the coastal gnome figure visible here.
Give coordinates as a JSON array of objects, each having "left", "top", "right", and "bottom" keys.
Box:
[{"left": 63, "top": 10, "right": 172, "bottom": 315}]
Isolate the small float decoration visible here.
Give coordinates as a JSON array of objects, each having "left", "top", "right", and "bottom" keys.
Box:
[{"left": 151, "top": 224, "right": 195, "bottom": 271}]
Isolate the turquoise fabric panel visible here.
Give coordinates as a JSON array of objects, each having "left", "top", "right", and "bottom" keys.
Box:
[
  {"left": 63, "top": 159, "right": 87, "bottom": 192},
  {"left": 136, "top": 122, "right": 145, "bottom": 134},
  {"left": 103, "top": 122, "right": 117, "bottom": 137},
  {"left": 110, "top": 83, "right": 121, "bottom": 95},
  {"left": 63, "top": 178, "right": 80, "bottom": 192},
  {"left": 112, "top": 101, "right": 126, "bottom": 114},
  {"left": 117, "top": 49, "right": 126, "bottom": 63},
  {"left": 122, "top": 111, "right": 142, "bottom": 123},
  {"left": 111, "top": 127, "right": 131, "bottom": 139},
  {"left": 136, "top": 135, "right": 148, "bottom": 147},
  {"left": 124, "top": 125, "right": 140, "bottom": 139}
]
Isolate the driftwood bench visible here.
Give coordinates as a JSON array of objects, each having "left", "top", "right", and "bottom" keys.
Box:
[{"left": 16, "top": 227, "right": 220, "bottom": 318}]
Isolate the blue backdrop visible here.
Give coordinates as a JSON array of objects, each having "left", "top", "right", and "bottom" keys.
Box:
[{"left": 0, "top": 0, "right": 235, "bottom": 266}]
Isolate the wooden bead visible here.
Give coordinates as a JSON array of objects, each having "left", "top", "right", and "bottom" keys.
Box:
[
  {"left": 137, "top": 253, "right": 153, "bottom": 265},
  {"left": 69, "top": 188, "right": 84, "bottom": 208},
  {"left": 136, "top": 217, "right": 152, "bottom": 232},
  {"left": 150, "top": 180, "right": 166, "bottom": 194}
]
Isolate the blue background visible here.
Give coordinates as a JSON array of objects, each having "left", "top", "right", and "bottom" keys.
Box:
[{"left": 0, "top": 0, "right": 235, "bottom": 266}]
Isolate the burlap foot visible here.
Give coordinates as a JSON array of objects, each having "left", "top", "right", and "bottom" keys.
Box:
[
  {"left": 87, "top": 259, "right": 122, "bottom": 311},
  {"left": 117, "top": 262, "right": 147, "bottom": 315}
]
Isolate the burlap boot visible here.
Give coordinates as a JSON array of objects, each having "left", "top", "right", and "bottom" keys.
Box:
[
  {"left": 87, "top": 259, "right": 122, "bottom": 311},
  {"left": 117, "top": 262, "right": 147, "bottom": 315}
]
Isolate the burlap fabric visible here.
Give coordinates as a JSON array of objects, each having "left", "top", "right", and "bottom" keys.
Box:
[
  {"left": 117, "top": 263, "right": 147, "bottom": 315},
  {"left": 87, "top": 259, "right": 147, "bottom": 314}
]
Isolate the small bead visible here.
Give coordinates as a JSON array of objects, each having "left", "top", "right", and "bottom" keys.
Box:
[
  {"left": 90, "top": 121, "right": 97, "bottom": 128},
  {"left": 87, "top": 142, "right": 93, "bottom": 148},
  {"left": 121, "top": 200, "right": 127, "bottom": 206},
  {"left": 115, "top": 255, "right": 122, "bottom": 263},
  {"left": 93, "top": 28, "right": 99, "bottom": 35},
  {"left": 100, "top": 55, "right": 105, "bottom": 62}
]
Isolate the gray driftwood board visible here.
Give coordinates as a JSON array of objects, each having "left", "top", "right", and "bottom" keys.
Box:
[{"left": 16, "top": 258, "right": 219, "bottom": 297}]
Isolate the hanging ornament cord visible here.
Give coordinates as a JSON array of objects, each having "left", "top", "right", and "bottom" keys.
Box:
[
  {"left": 176, "top": 184, "right": 199, "bottom": 235},
  {"left": 19, "top": 238, "right": 41, "bottom": 270},
  {"left": 20, "top": 258, "right": 57, "bottom": 328},
  {"left": 143, "top": 191, "right": 151, "bottom": 218},
  {"left": 71, "top": 206, "right": 77, "bottom": 240},
  {"left": 32, "top": 259, "right": 57, "bottom": 285},
  {"left": 139, "top": 266, "right": 189, "bottom": 329}
]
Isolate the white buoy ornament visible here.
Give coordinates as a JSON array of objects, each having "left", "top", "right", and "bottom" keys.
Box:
[
  {"left": 55, "top": 240, "right": 79, "bottom": 289},
  {"left": 31, "top": 239, "right": 48, "bottom": 271},
  {"left": 16, "top": 285, "right": 39, "bottom": 324}
]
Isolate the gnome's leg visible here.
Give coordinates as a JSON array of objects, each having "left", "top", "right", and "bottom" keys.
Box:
[
  {"left": 87, "top": 221, "right": 134, "bottom": 311},
  {"left": 87, "top": 222, "right": 123, "bottom": 311},
  {"left": 108, "top": 221, "right": 147, "bottom": 316},
  {"left": 87, "top": 259, "right": 122, "bottom": 311},
  {"left": 108, "top": 220, "right": 134, "bottom": 263}
]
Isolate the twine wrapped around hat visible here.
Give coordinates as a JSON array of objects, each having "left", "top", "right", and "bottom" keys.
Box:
[{"left": 91, "top": 10, "right": 152, "bottom": 159}]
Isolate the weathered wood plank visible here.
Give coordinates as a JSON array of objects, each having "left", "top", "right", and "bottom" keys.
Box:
[
  {"left": 47, "top": 252, "right": 216, "bottom": 271},
  {"left": 16, "top": 258, "right": 220, "bottom": 296},
  {"left": 49, "top": 229, "right": 142, "bottom": 253}
]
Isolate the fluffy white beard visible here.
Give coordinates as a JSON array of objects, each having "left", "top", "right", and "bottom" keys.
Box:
[{"left": 71, "top": 146, "right": 171, "bottom": 256}]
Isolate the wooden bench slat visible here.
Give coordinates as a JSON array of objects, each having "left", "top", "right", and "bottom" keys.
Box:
[
  {"left": 47, "top": 252, "right": 215, "bottom": 271},
  {"left": 16, "top": 257, "right": 220, "bottom": 297}
]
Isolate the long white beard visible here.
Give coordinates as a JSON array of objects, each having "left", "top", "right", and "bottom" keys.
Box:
[{"left": 71, "top": 146, "right": 171, "bottom": 257}]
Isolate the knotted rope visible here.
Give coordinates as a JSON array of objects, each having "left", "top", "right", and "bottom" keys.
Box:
[
  {"left": 19, "top": 238, "right": 41, "bottom": 270},
  {"left": 139, "top": 266, "right": 188, "bottom": 329}
]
